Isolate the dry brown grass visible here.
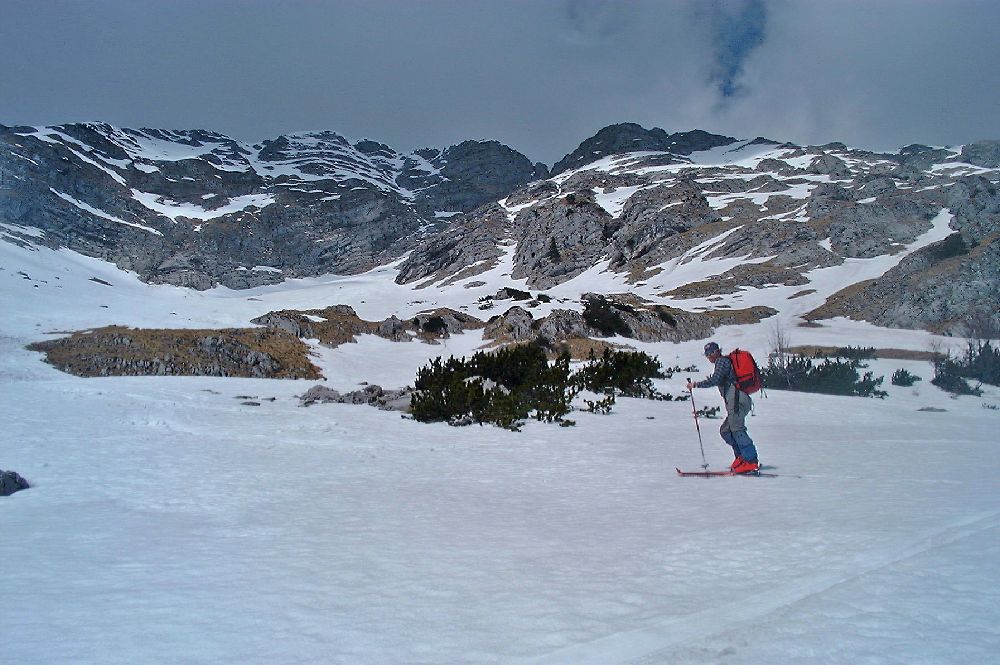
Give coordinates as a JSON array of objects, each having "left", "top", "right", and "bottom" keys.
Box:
[
  {"left": 785, "top": 345, "right": 939, "bottom": 361},
  {"left": 702, "top": 306, "right": 779, "bottom": 326},
  {"left": 28, "top": 325, "right": 322, "bottom": 379}
]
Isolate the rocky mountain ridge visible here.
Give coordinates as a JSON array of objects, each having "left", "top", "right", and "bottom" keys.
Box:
[
  {"left": 398, "top": 130, "right": 1000, "bottom": 335},
  {"left": 3, "top": 121, "right": 999, "bottom": 335},
  {"left": 0, "top": 122, "right": 547, "bottom": 288}
]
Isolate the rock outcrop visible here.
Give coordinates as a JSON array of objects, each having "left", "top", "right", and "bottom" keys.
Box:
[
  {"left": 300, "top": 384, "right": 414, "bottom": 412},
  {"left": 0, "top": 469, "right": 30, "bottom": 496},
  {"left": 26, "top": 326, "right": 321, "bottom": 378},
  {"left": 0, "top": 124, "right": 545, "bottom": 289}
]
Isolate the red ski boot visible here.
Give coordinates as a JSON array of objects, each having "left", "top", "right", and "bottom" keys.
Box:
[{"left": 732, "top": 459, "right": 760, "bottom": 474}]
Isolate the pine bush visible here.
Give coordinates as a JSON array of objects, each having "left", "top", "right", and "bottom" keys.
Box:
[
  {"left": 410, "top": 343, "right": 665, "bottom": 429},
  {"left": 931, "top": 357, "right": 983, "bottom": 396},
  {"left": 891, "top": 368, "right": 922, "bottom": 386},
  {"left": 762, "top": 355, "right": 887, "bottom": 398},
  {"left": 574, "top": 348, "right": 664, "bottom": 398}
]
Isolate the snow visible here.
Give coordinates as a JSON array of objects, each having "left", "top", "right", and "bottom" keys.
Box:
[
  {"left": 3, "top": 235, "right": 999, "bottom": 664},
  {"left": 594, "top": 185, "right": 646, "bottom": 218},
  {"left": 686, "top": 139, "right": 780, "bottom": 166},
  {"left": 130, "top": 190, "right": 276, "bottom": 222},
  {"left": 49, "top": 189, "right": 163, "bottom": 236}
]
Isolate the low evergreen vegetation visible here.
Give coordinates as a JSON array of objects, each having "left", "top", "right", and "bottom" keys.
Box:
[
  {"left": 891, "top": 368, "right": 922, "bottom": 387},
  {"left": 410, "top": 343, "right": 669, "bottom": 429},
  {"left": 575, "top": 347, "right": 664, "bottom": 398},
  {"left": 832, "top": 346, "right": 877, "bottom": 360},
  {"left": 930, "top": 339, "right": 999, "bottom": 396},
  {"left": 762, "top": 355, "right": 887, "bottom": 398},
  {"left": 932, "top": 358, "right": 982, "bottom": 396},
  {"left": 695, "top": 405, "right": 721, "bottom": 419}
]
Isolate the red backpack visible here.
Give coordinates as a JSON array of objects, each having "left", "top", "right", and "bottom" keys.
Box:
[{"left": 729, "top": 349, "right": 762, "bottom": 395}]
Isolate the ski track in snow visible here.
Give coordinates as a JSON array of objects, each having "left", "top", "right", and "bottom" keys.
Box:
[{"left": 523, "top": 511, "right": 1000, "bottom": 664}]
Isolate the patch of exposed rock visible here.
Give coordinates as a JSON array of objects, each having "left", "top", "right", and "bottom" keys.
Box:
[
  {"left": 27, "top": 326, "right": 321, "bottom": 378},
  {"left": 804, "top": 230, "right": 1000, "bottom": 335},
  {"left": 511, "top": 188, "right": 612, "bottom": 288},
  {"left": 482, "top": 295, "right": 776, "bottom": 348},
  {"left": 808, "top": 154, "right": 851, "bottom": 179},
  {"left": 251, "top": 305, "right": 484, "bottom": 346},
  {"left": 394, "top": 203, "right": 510, "bottom": 286},
  {"left": 958, "top": 141, "right": 1000, "bottom": 168},
  {"left": 551, "top": 125, "right": 736, "bottom": 175},
  {"left": 0, "top": 124, "right": 545, "bottom": 289},
  {"left": 660, "top": 262, "right": 810, "bottom": 299},
  {"left": 1, "top": 469, "right": 30, "bottom": 496},
  {"left": 300, "top": 384, "right": 414, "bottom": 412},
  {"left": 608, "top": 180, "right": 722, "bottom": 274}
]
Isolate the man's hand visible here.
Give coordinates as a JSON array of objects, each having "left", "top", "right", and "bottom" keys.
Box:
[{"left": 686, "top": 381, "right": 695, "bottom": 391}]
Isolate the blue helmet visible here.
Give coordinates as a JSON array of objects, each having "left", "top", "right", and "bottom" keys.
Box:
[{"left": 703, "top": 341, "right": 721, "bottom": 357}]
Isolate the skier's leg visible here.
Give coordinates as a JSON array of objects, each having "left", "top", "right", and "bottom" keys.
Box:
[
  {"left": 720, "top": 423, "right": 739, "bottom": 459},
  {"left": 730, "top": 392, "right": 758, "bottom": 462}
]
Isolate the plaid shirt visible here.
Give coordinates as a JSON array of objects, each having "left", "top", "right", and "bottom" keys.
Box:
[{"left": 695, "top": 355, "right": 735, "bottom": 397}]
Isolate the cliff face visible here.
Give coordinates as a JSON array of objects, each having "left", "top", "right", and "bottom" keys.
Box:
[{"left": 0, "top": 123, "right": 545, "bottom": 289}]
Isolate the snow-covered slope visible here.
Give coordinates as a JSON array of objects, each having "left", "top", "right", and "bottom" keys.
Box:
[{"left": 3, "top": 229, "right": 1000, "bottom": 663}]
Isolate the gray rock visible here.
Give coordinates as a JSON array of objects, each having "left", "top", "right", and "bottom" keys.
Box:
[
  {"left": 958, "top": 141, "right": 1000, "bottom": 168},
  {"left": 483, "top": 306, "right": 536, "bottom": 342},
  {"left": 0, "top": 469, "right": 29, "bottom": 496},
  {"left": 511, "top": 188, "right": 612, "bottom": 288},
  {"left": 551, "top": 123, "right": 735, "bottom": 175},
  {"left": 299, "top": 384, "right": 414, "bottom": 411},
  {"left": 808, "top": 154, "right": 851, "bottom": 179}
]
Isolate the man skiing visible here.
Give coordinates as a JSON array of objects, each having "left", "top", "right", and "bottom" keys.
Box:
[{"left": 686, "top": 342, "right": 760, "bottom": 473}]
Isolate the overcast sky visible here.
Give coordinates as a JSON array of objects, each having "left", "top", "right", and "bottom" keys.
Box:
[{"left": 3, "top": 0, "right": 999, "bottom": 165}]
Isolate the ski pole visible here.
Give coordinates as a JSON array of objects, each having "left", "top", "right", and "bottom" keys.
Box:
[{"left": 687, "top": 378, "right": 709, "bottom": 469}]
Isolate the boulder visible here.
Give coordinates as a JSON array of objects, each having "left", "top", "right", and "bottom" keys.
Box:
[{"left": 0, "top": 469, "right": 29, "bottom": 496}]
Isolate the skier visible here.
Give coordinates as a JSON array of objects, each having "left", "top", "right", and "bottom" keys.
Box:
[{"left": 686, "top": 341, "right": 760, "bottom": 473}]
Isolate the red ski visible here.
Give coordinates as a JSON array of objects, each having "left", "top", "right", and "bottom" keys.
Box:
[{"left": 675, "top": 467, "right": 779, "bottom": 477}]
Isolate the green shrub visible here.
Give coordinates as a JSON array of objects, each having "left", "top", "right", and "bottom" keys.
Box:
[
  {"left": 833, "top": 346, "right": 877, "bottom": 360},
  {"left": 931, "top": 357, "right": 983, "bottom": 396},
  {"left": 410, "top": 343, "right": 575, "bottom": 429},
  {"left": 584, "top": 393, "right": 616, "bottom": 414},
  {"left": 962, "top": 340, "right": 1000, "bottom": 386},
  {"left": 547, "top": 238, "right": 562, "bottom": 262},
  {"left": 575, "top": 348, "right": 664, "bottom": 398},
  {"left": 654, "top": 307, "right": 677, "bottom": 327},
  {"left": 891, "top": 368, "right": 922, "bottom": 387},
  {"left": 410, "top": 344, "right": 666, "bottom": 429},
  {"left": 420, "top": 316, "right": 448, "bottom": 334},
  {"left": 695, "top": 405, "right": 721, "bottom": 419},
  {"left": 582, "top": 296, "right": 632, "bottom": 337},
  {"left": 762, "top": 355, "right": 887, "bottom": 398}
]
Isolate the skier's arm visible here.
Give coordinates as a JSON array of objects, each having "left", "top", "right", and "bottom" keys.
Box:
[{"left": 694, "top": 357, "right": 731, "bottom": 389}]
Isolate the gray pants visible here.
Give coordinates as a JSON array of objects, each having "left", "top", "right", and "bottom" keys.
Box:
[{"left": 720, "top": 385, "right": 758, "bottom": 461}]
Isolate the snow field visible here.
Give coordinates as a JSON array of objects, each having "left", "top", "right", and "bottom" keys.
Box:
[{"left": 3, "top": 235, "right": 999, "bottom": 663}]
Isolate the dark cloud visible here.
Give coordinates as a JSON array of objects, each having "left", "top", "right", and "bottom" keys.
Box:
[
  {"left": 562, "top": 0, "right": 635, "bottom": 43},
  {"left": 696, "top": 0, "right": 769, "bottom": 99},
  {"left": 1, "top": 0, "right": 999, "bottom": 165}
]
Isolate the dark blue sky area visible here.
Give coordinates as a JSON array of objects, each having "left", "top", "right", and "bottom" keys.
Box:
[{"left": 2, "top": 0, "right": 999, "bottom": 164}]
